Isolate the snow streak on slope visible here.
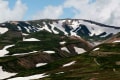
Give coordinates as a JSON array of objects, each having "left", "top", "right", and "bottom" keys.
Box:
[
  {"left": 13, "top": 51, "right": 38, "bottom": 56},
  {"left": 93, "top": 48, "right": 100, "bottom": 51},
  {"left": 54, "top": 20, "right": 68, "bottom": 35},
  {"left": 0, "top": 45, "right": 14, "bottom": 57},
  {"left": 63, "top": 61, "right": 76, "bottom": 67},
  {"left": 8, "top": 73, "right": 48, "bottom": 80},
  {"left": 49, "top": 23, "right": 59, "bottom": 34}
]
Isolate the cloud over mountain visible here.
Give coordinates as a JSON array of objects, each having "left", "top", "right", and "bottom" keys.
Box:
[
  {"left": 0, "top": 0, "right": 120, "bottom": 27},
  {"left": 32, "top": 5, "right": 63, "bottom": 19},
  {"left": 0, "top": 0, "right": 27, "bottom": 23},
  {"left": 64, "top": 0, "right": 120, "bottom": 26}
]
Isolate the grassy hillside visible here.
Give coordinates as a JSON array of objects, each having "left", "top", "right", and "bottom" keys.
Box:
[{"left": 3, "top": 42, "right": 119, "bottom": 80}]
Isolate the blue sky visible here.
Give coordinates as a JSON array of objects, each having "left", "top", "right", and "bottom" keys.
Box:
[
  {"left": 0, "top": 0, "right": 120, "bottom": 26},
  {"left": 8, "top": 0, "right": 96, "bottom": 20},
  {"left": 21, "top": 0, "right": 67, "bottom": 20},
  {"left": 8, "top": 0, "right": 74, "bottom": 20},
  {"left": 1, "top": 0, "right": 96, "bottom": 21}
]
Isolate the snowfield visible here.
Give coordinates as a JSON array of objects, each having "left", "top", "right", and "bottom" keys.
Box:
[
  {"left": 78, "top": 20, "right": 120, "bottom": 37},
  {"left": 48, "top": 20, "right": 120, "bottom": 37}
]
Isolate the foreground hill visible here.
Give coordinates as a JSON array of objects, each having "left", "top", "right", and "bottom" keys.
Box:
[{"left": 2, "top": 42, "right": 120, "bottom": 80}]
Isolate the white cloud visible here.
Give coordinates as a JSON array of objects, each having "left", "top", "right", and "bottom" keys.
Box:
[
  {"left": 32, "top": 0, "right": 120, "bottom": 26},
  {"left": 1, "top": 0, "right": 119, "bottom": 26},
  {"left": 32, "top": 5, "right": 63, "bottom": 20},
  {"left": 0, "top": 0, "right": 27, "bottom": 23},
  {"left": 64, "top": 0, "right": 120, "bottom": 26}
]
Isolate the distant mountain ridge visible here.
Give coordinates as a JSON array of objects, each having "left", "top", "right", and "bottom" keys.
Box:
[
  {"left": 0, "top": 19, "right": 120, "bottom": 40},
  {"left": 0, "top": 19, "right": 119, "bottom": 56}
]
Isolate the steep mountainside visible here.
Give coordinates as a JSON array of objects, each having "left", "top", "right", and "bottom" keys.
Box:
[
  {"left": 1, "top": 19, "right": 120, "bottom": 41},
  {"left": 0, "top": 19, "right": 120, "bottom": 80}
]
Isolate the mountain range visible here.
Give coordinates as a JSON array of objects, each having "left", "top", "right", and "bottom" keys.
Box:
[{"left": 0, "top": 19, "right": 120, "bottom": 80}]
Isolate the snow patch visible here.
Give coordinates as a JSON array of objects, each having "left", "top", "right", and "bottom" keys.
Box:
[
  {"left": 74, "top": 47, "right": 86, "bottom": 54},
  {"left": 22, "top": 33, "right": 29, "bottom": 36},
  {"left": 49, "top": 23, "right": 59, "bottom": 34},
  {"left": 36, "top": 63, "right": 47, "bottom": 67},
  {"left": 17, "top": 26, "right": 21, "bottom": 30},
  {"left": 0, "top": 27, "right": 8, "bottom": 34},
  {"left": 13, "top": 51, "right": 38, "bottom": 56},
  {"left": 8, "top": 73, "right": 48, "bottom": 80},
  {"left": 29, "top": 51, "right": 38, "bottom": 53},
  {"left": 24, "top": 27, "right": 30, "bottom": 33},
  {"left": 0, "top": 45, "right": 14, "bottom": 57},
  {"left": 69, "top": 20, "right": 80, "bottom": 29},
  {"left": 43, "top": 51, "right": 55, "bottom": 54},
  {"left": 56, "top": 72, "right": 64, "bottom": 74},
  {"left": 93, "top": 48, "right": 100, "bottom": 51},
  {"left": 61, "top": 47, "right": 70, "bottom": 53},
  {"left": 63, "top": 61, "right": 76, "bottom": 67},
  {"left": 113, "top": 40, "right": 120, "bottom": 43},
  {"left": 60, "top": 41, "right": 66, "bottom": 45},
  {"left": 23, "top": 38, "right": 40, "bottom": 41},
  {"left": 55, "top": 20, "right": 68, "bottom": 35},
  {"left": 0, "top": 66, "right": 17, "bottom": 80},
  {"left": 70, "top": 31, "right": 78, "bottom": 36},
  {"left": 43, "top": 22, "right": 52, "bottom": 33}
]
